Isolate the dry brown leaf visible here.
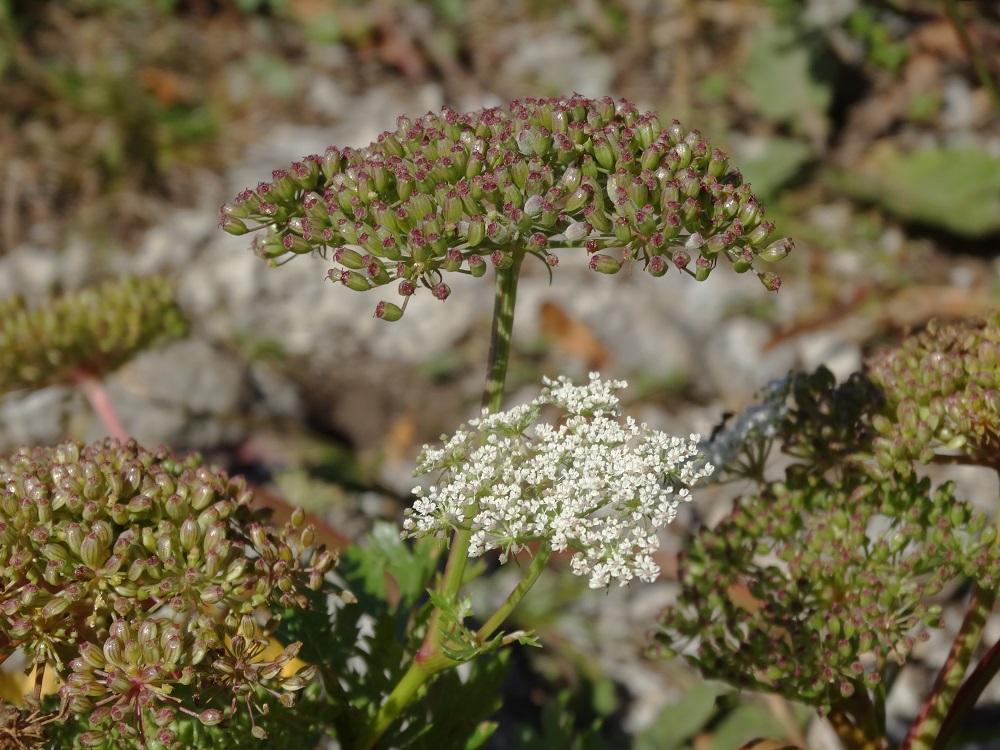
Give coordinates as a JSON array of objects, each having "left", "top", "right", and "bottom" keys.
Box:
[{"left": 539, "top": 301, "right": 610, "bottom": 371}]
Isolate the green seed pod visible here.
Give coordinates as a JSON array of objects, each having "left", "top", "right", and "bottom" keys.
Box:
[
  {"left": 375, "top": 301, "right": 404, "bottom": 322},
  {"left": 589, "top": 254, "right": 621, "bottom": 275}
]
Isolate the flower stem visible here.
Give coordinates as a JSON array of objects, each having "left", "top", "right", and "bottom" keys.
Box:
[
  {"left": 827, "top": 691, "right": 888, "bottom": 750},
  {"left": 476, "top": 543, "right": 553, "bottom": 643},
  {"left": 72, "top": 370, "right": 129, "bottom": 443},
  {"left": 900, "top": 585, "right": 995, "bottom": 750},
  {"left": 481, "top": 247, "right": 524, "bottom": 412},
  {"left": 356, "top": 247, "right": 526, "bottom": 749}
]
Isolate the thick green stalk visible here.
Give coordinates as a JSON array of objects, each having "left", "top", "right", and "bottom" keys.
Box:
[
  {"left": 935, "top": 627, "right": 1000, "bottom": 747},
  {"left": 903, "top": 471, "right": 1000, "bottom": 750},
  {"left": 476, "top": 543, "right": 553, "bottom": 643},
  {"left": 900, "top": 584, "right": 994, "bottom": 750},
  {"left": 481, "top": 248, "right": 524, "bottom": 412},
  {"left": 356, "top": 247, "right": 526, "bottom": 750},
  {"left": 827, "top": 689, "right": 888, "bottom": 750}
]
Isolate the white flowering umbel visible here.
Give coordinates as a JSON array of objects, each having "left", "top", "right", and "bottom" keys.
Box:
[{"left": 404, "top": 374, "right": 713, "bottom": 588}]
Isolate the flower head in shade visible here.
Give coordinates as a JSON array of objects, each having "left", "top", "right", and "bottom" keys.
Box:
[
  {"left": 222, "top": 95, "right": 792, "bottom": 320},
  {"left": 403, "top": 374, "right": 712, "bottom": 588},
  {"left": 867, "top": 312, "right": 1000, "bottom": 478}
]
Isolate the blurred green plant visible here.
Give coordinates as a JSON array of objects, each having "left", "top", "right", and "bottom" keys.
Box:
[{"left": 0, "top": 275, "right": 187, "bottom": 441}]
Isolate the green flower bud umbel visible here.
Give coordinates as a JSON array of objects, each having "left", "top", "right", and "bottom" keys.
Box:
[{"left": 224, "top": 95, "right": 792, "bottom": 320}]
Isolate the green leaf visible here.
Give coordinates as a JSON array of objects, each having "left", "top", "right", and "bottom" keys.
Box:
[
  {"left": 739, "top": 137, "right": 816, "bottom": 200},
  {"left": 634, "top": 682, "right": 725, "bottom": 750},
  {"left": 742, "top": 23, "right": 834, "bottom": 129},
  {"left": 393, "top": 650, "right": 509, "bottom": 750},
  {"left": 827, "top": 145, "right": 1000, "bottom": 237},
  {"left": 712, "top": 701, "right": 805, "bottom": 749}
]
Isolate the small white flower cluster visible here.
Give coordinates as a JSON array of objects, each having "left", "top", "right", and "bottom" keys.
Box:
[
  {"left": 699, "top": 376, "right": 791, "bottom": 475},
  {"left": 404, "top": 374, "right": 713, "bottom": 588}
]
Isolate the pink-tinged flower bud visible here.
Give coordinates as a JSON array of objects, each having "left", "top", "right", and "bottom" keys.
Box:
[
  {"left": 491, "top": 250, "right": 514, "bottom": 269},
  {"left": 337, "top": 270, "right": 373, "bottom": 292},
  {"left": 559, "top": 165, "right": 582, "bottom": 193},
  {"left": 408, "top": 194, "right": 434, "bottom": 222},
  {"left": 468, "top": 254, "right": 487, "bottom": 277},
  {"left": 465, "top": 215, "right": 486, "bottom": 247},
  {"left": 365, "top": 261, "right": 390, "bottom": 285},
  {"left": 221, "top": 201, "right": 251, "bottom": 219},
  {"left": 41, "top": 542, "right": 69, "bottom": 562},
  {"left": 271, "top": 170, "right": 298, "bottom": 201},
  {"left": 759, "top": 237, "right": 794, "bottom": 262},
  {"left": 565, "top": 185, "right": 591, "bottom": 214},
  {"left": 290, "top": 159, "right": 320, "bottom": 190},
  {"left": 398, "top": 279, "right": 416, "bottom": 297},
  {"left": 442, "top": 193, "right": 464, "bottom": 223},
  {"left": 694, "top": 256, "right": 712, "bottom": 281},
  {"left": 674, "top": 142, "right": 693, "bottom": 170},
  {"left": 637, "top": 115, "right": 660, "bottom": 147},
  {"left": 627, "top": 177, "right": 649, "bottom": 206},
  {"left": 757, "top": 271, "right": 781, "bottom": 291},
  {"left": 527, "top": 232, "right": 548, "bottom": 251},
  {"left": 65, "top": 522, "right": 84, "bottom": 556},
  {"left": 746, "top": 220, "right": 775, "bottom": 247},
  {"left": 219, "top": 216, "right": 249, "bottom": 236},
  {"left": 80, "top": 731, "right": 108, "bottom": 748},
  {"left": 648, "top": 255, "right": 669, "bottom": 277},
  {"left": 444, "top": 248, "right": 464, "bottom": 272},
  {"left": 583, "top": 205, "right": 611, "bottom": 233},
  {"left": 738, "top": 197, "right": 762, "bottom": 229},
  {"left": 322, "top": 146, "right": 342, "bottom": 180},
  {"left": 589, "top": 254, "right": 621, "bottom": 274},
  {"left": 287, "top": 216, "right": 313, "bottom": 238},
  {"left": 510, "top": 157, "right": 530, "bottom": 190},
  {"left": 375, "top": 301, "right": 404, "bottom": 321},
  {"left": 282, "top": 234, "right": 312, "bottom": 255},
  {"left": 200, "top": 584, "right": 226, "bottom": 604},
  {"left": 614, "top": 216, "right": 633, "bottom": 243},
  {"left": 660, "top": 181, "right": 680, "bottom": 206},
  {"left": 707, "top": 148, "right": 729, "bottom": 178},
  {"left": 78, "top": 640, "right": 107, "bottom": 670},
  {"left": 731, "top": 248, "right": 754, "bottom": 273},
  {"left": 254, "top": 236, "right": 286, "bottom": 259},
  {"left": 432, "top": 283, "right": 451, "bottom": 301},
  {"left": 593, "top": 136, "right": 615, "bottom": 169},
  {"left": 199, "top": 708, "right": 225, "bottom": 726},
  {"left": 9, "top": 617, "right": 31, "bottom": 639},
  {"left": 77, "top": 538, "right": 107, "bottom": 575},
  {"left": 179, "top": 516, "right": 200, "bottom": 550}
]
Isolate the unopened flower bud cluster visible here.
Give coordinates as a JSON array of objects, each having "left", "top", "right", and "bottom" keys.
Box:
[
  {"left": 0, "top": 276, "right": 187, "bottom": 396},
  {"left": 222, "top": 95, "right": 792, "bottom": 320},
  {"left": 0, "top": 439, "right": 333, "bottom": 747},
  {"left": 403, "top": 374, "right": 712, "bottom": 589},
  {"left": 867, "top": 312, "right": 1000, "bottom": 478}
]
